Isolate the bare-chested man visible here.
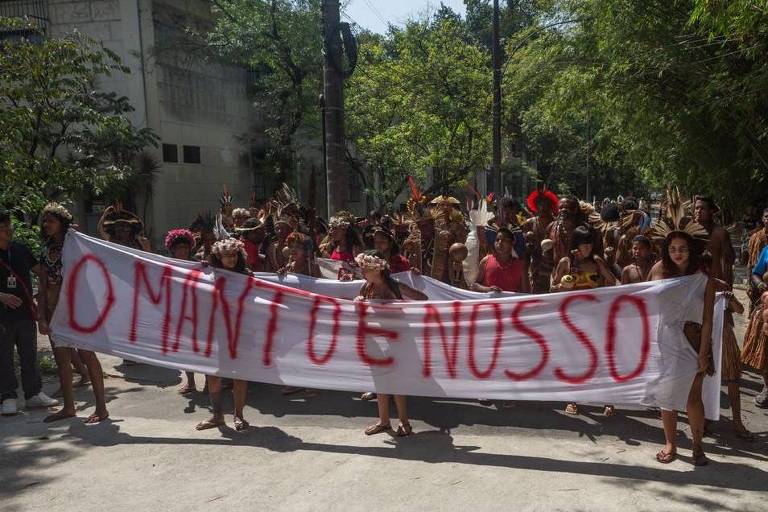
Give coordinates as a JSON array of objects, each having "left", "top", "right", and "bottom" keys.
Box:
[
  {"left": 695, "top": 196, "right": 752, "bottom": 439},
  {"left": 620, "top": 235, "right": 655, "bottom": 284}
]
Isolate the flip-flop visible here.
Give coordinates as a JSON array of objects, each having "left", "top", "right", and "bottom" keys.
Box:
[
  {"left": 85, "top": 412, "right": 109, "bottom": 424},
  {"left": 655, "top": 450, "right": 677, "bottom": 464},
  {"left": 195, "top": 419, "right": 224, "bottom": 431},
  {"left": 396, "top": 423, "right": 413, "bottom": 437},
  {"left": 692, "top": 451, "right": 708, "bottom": 466},
  {"left": 365, "top": 423, "right": 391, "bottom": 435},
  {"left": 734, "top": 428, "right": 756, "bottom": 442},
  {"left": 234, "top": 418, "right": 250, "bottom": 431}
]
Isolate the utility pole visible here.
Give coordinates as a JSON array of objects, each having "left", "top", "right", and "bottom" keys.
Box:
[
  {"left": 322, "top": 0, "right": 347, "bottom": 216},
  {"left": 492, "top": 0, "right": 503, "bottom": 197}
]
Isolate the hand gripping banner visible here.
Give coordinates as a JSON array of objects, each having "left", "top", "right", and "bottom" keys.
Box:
[{"left": 51, "top": 232, "right": 724, "bottom": 418}]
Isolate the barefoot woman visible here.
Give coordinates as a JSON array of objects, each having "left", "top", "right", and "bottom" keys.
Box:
[{"left": 40, "top": 204, "right": 109, "bottom": 424}]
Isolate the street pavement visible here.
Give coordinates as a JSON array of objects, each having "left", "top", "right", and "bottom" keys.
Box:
[{"left": 1, "top": 291, "right": 767, "bottom": 512}]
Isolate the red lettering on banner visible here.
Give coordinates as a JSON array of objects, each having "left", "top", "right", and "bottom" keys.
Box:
[
  {"left": 306, "top": 295, "right": 342, "bottom": 365},
  {"left": 173, "top": 269, "right": 203, "bottom": 354},
  {"left": 555, "top": 294, "right": 599, "bottom": 384},
  {"left": 129, "top": 262, "right": 173, "bottom": 353},
  {"left": 356, "top": 302, "right": 399, "bottom": 366},
  {"left": 261, "top": 287, "right": 284, "bottom": 366},
  {"left": 606, "top": 295, "right": 651, "bottom": 382},
  {"left": 505, "top": 299, "right": 550, "bottom": 381},
  {"left": 66, "top": 254, "right": 115, "bottom": 333},
  {"left": 421, "top": 302, "right": 463, "bottom": 378},
  {"left": 467, "top": 302, "right": 504, "bottom": 379},
  {"left": 205, "top": 276, "right": 254, "bottom": 359}
]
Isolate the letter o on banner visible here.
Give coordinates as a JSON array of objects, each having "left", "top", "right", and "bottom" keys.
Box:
[
  {"left": 66, "top": 254, "right": 116, "bottom": 333},
  {"left": 606, "top": 295, "right": 651, "bottom": 383}
]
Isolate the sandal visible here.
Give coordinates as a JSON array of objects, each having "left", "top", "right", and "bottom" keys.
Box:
[
  {"left": 692, "top": 450, "right": 708, "bottom": 466},
  {"left": 178, "top": 385, "right": 196, "bottom": 395},
  {"left": 565, "top": 403, "right": 579, "bottom": 415},
  {"left": 655, "top": 449, "right": 677, "bottom": 464},
  {"left": 396, "top": 423, "right": 413, "bottom": 437},
  {"left": 733, "top": 426, "right": 756, "bottom": 442},
  {"left": 364, "top": 422, "right": 391, "bottom": 435},
  {"left": 360, "top": 392, "right": 376, "bottom": 401},
  {"left": 195, "top": 418, "right": 225, "bottom": 431},
  {"left": 234, "top": 417, "right": 250, "bottom": 431}
]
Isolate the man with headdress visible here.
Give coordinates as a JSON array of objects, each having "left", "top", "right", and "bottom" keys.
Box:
[
  {"left": 98, "top": 203, "right": 151, "bottom": 252},
  {"left": 522, "top": 184, "right": 558, "bottom": 293},
  {"left": 428, "top": 195, "right": 467, "bottom": 283},
  {"left": 547, "top": 196, "right": 586, "bottom": 267},
  {"left": 236, "top": 218, "right": 267, "bottom": 272},
  {"left": 190, "top": 211, "right": 217, "bottom": 261}
]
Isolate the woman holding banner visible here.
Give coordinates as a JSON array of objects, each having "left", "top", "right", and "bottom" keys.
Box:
[
  {"left": 355, "top": 251, "right": 426, "bottom": 437},
  {"left": 39, "top": 204, "right": 110, "bottom": 424},
  {"left": 165, "top": 228, "right": 202, "bottom": 396},
  {"left": 551, "top": 225, "right": 616, "bottom": 416},
  {"left": 196, "top": 239, "right": 252, "bottom": 432},
  {"left": 647, "top": 199, "right": 715, "bottom": 466}
]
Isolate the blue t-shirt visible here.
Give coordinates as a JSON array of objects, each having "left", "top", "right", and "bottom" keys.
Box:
[{"left": 753, "top": 245, "right": 768, "bottom": 277}]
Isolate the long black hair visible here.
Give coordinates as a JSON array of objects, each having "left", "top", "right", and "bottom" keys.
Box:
[
  {"left": 362, "top": 250, "right": 402, "bottom": 299},
  {"left": 41, "top": 211, "right": 72, "bottom": 241},
  {"left": 569, "top": 225, "right": 595, "bottom": 266},
  {"left": 661, "top": 232, "right": 702, "bottom": 278},
  {"left": 209, "top": 251, "right": 249, "bottom": 275}
]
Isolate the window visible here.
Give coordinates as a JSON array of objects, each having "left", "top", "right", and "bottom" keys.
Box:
[
  {"left": 183, "top": 145, "right": 201, "bottom": 164},
  {"left": 162, "top": 143, "right": 178, "bottom": 163}
]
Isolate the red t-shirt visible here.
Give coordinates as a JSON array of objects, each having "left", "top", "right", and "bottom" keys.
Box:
[
  {"left": 482, "top": 254, "right": 524, "bottom": 292},
  {"left": 243, "top": 240, "right": 263, "bottom": 272},
  {"left": 389, "top": 254, "right": 410, "bottom": 273}
]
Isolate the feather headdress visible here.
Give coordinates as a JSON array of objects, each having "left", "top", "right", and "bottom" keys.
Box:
[{"left": 648, "top": 188, "right": 708, "bottom": 241}]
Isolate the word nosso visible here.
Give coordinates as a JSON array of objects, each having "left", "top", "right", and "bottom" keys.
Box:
[{"left": 66, "top": 255, "right": 651, "bottom": 385}]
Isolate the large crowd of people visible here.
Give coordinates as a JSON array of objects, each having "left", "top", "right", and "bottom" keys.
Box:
[{"left": 1, "top": 181, "right": 767, "bottom": 467}]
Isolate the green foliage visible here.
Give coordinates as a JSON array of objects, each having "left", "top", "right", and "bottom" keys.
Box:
[
  {"left": 10, "top": 216, "right": 41, "bottom": 257},
  {"left": 202, "top": 0, "right": 323, "bottom": 183},
  {"left": 503, "top": 0, "right": 768, "bottom": 215},
  {"left": 0, "top": 19, "right": 158, "bottom": 217},
  {"left": 346, "top": 15, "right": 492, "bottom": 204}
]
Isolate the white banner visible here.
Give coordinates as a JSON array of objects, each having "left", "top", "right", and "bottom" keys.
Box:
[{"left": 51, "top": 231, "right": 723, "bottom": 418}]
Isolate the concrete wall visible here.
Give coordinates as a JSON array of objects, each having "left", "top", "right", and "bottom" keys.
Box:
[{"left": 47, "top": 0, "right": 256, "bottom": 245}]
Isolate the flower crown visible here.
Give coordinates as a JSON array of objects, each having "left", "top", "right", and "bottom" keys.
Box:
[
  {"left": 355, "top": 253, "right": 389, "bottom": 271},
  {"left": 43, "top": 202, "right": 73, "bottom": 222},
  {"left": 164, "top": 228, "right": 196, "bottom": 251},
  {"left": 211, "top": 238, "right": 247, "bottom": 259},
  {"left": 328, "top": 216, "right": 351, "bottom": 229}
]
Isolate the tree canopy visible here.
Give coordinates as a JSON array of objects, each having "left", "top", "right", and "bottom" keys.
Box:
[{"left": 0, "top": 20, "right": 157, "bottom": 217}]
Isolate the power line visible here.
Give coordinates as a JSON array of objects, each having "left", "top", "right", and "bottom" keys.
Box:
[{"left": 362, "top": 0, "right": 389, "bottom": 28}]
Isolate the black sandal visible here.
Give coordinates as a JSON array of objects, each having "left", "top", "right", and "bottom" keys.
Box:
[
  {"left": 234, "top": 417, "right": 250, "bottom": 431},
  {"left": 692, "top": 450, "right": 708, "bottom": 466},
  {"left": 396, "top": 423, "right": 413, "bottom": 437}
]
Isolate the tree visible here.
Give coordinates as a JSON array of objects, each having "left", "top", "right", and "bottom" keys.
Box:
[
  {"left": 345, "top": 14, "right": 492, "bottom": 205},
  {"left": 199, "top": 0, "right": 324, "bottom": 186},
  {"left": 502, "top": 0, "right": 768, "bottom": 215},
  {"left": 0, "top": 19, "right": 157, "bottom": 217}
]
